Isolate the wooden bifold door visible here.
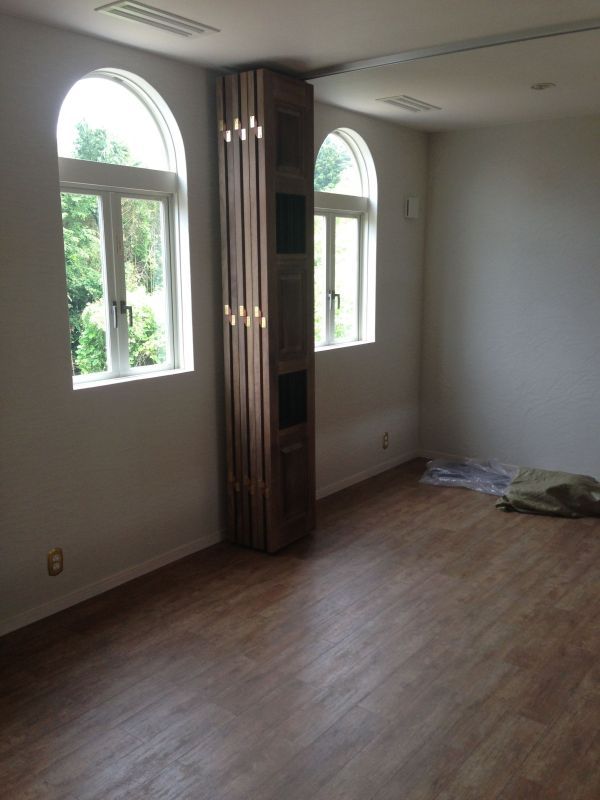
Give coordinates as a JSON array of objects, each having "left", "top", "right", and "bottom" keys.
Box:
[{"left": 216, "top": 69, "right": 315, "bottom": 552}]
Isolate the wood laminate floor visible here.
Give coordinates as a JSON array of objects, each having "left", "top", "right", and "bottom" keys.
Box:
[{"left": 1, "top": 460, "right": 599, "bottom": 799}]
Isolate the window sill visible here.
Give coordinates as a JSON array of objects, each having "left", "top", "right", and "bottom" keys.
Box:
[
  {"left": 73, "top": 367, "right": 193, "bottom": 390},
  {"left": 315, "top": 339, "right": 375, "bottom": 354}
]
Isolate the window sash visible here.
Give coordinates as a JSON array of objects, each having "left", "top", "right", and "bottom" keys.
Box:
[
  {"left": 59, "top": 157, "right": 177, "bottom": 194},
  {"left": 61, "top": 185, "right": 176, "bottom": 384},
  {"left": 315, "top": 208, "right": 364, "bottom": 348},
  {"left": 314, "top": 191, "right": 367, "bottom": 214}
]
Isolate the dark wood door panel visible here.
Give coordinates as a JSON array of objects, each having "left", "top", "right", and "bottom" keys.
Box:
[
  {"left": 279, "top": 437, "right": 309, "bottom": 521},
  {"left": 218, "top": 68, "right": 314, "bottom": 552},
  {"left": 277, "top": 270, "right": 307, "bottom": 363},
  {"left": 276, "top": 106, "right": 304, "bottom": 176}
]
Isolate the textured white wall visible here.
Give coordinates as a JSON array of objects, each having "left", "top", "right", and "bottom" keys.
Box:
[
  {"left": 0, "top": 15, "right": 224, "bottom": 632},
  {"left": 421, "top": 117, "right": 600, "bottom": 474},
  {"left": 314, "top": 103, "right": 428, "bottom": 496},
  {"left": 0, "top": 17, "right": 429, "bottom": 632}
]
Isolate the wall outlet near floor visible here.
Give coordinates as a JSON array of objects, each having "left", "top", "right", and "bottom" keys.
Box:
[
  {"left": 47, "top": 547, "right": 64, "bottom": 576},
  {"left": 382, "top": 432, "right": 389, "bottom": 450}
]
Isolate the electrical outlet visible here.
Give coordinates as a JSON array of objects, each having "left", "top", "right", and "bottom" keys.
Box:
[
  {"left": 382, "top": 432, "right": 389, "bottom": 450},
  {"left": 47, "top": 547, "right": 63, "bottom": 576}
]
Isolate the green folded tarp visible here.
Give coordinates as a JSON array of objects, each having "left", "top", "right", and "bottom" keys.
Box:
[{"left": 496, "top": 467, "right": 600, "bottom": 518}]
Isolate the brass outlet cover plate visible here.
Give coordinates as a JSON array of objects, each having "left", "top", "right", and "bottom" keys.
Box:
[{"left": 47, "top": 547, "right": 64, "bottom": 576}]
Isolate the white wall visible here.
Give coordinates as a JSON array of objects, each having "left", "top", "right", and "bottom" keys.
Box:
[
  {"left": 0, "top": 15, "right": 224, "bottom": 633},
  {"left": 421, "top": 117, "right": 600, "bottom": 475},
  {"left": 314, "top": 103, "right": 428, "bottom": 496},
  {"left": 4, "top": 15, "right": 597, "bottom": 634},
  {"left": 0, "top": 17, "right": 428, "bottom": 633}
]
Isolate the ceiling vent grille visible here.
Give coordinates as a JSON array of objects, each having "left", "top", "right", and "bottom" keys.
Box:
[
  {"left": 96, "top": 1, "right": 220, "bottom": 37},
  {"left": 377, "top": 95, "right": 441, "bottom": 113}
]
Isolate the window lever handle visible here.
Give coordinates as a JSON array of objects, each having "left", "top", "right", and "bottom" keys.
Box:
[
  {"left": 120, "top": 300, "right": 133, "bottom": 326},
  {"left": 112, "top": 301, "right": 118, "bottom": 329},
  {"left": 328, "top": 291, "right": 341, "bottom": 310}
]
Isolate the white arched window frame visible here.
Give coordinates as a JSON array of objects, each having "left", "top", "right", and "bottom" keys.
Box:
[
  {"left": 314, "top": 128, "right": 377, "bottom": 349},
  {"left": 57, "top": 68, "right": 192, "bottom": 386}
]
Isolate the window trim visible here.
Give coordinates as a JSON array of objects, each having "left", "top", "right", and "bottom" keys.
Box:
[
  {"left": 314, "top": 207, "right": 365, "bottom": 347},
  {"left": 61, "top": 186, "right": 178, "bottom": 384},
  {"left": 57, "top": 69, "right": 192, "bottom": 387},
  {"left": 59, "top": 157, "right": 177, "bottom": 194},
  {"left": 314, "top": 128, "right": 377, "bottom": 351}
]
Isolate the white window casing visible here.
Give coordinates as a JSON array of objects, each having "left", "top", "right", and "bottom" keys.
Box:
[
  {"left": 314, "top": 128, "right": 377, "bottom": 351},
  {"left": 57, "top": 69, "right": 192, "bottom": 387}
]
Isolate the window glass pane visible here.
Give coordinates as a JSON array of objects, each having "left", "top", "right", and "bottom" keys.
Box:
[
  {"left": 57, "top": 76, "right": 169, "bottom": 170},
  {"left": 121, "top": 197, "right": 169, "bottom": 369},
  {"left": 314, "top": 215, "right": 327, "bottom": 346},
  {"left": 61, "top": 192, "right": 109, "bottom": 377},
  {"left": 334, "top": 216, "right": 360, "bottom": 343},
  {"left": 314, "top": 132, "right": 363, "bottom": 196}
]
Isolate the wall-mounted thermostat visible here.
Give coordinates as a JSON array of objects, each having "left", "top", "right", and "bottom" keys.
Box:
[{"left": 405, "top": 197, "right": 419, "bottom": 219}]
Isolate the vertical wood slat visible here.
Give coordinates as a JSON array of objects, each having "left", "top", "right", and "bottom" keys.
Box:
[
  {"left": 256, "top": 70, "right": 274, "bottom": 545},
  {"left": 244, "top": 71, "right": 266, "bottom": 550},
  {"left": 231, "top": 74, "right": 252, "bottom": 547},
  {"left": 216, "top": 78, "right": 236, "bottom": 538},
  {"left": 218, "top": 69, "right": 315, "bottom": 552},
  {"left": 304, "top": 84, "right": 316, "bottom": 532},
  {"left": 239, "top": 72, "right": 253, "bottom": 545},
  {"left": 224, "top": 75, "right": 244, "bottom": 543}
]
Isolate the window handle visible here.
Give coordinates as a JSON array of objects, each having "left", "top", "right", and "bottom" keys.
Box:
[
  {"left": 120, "top": 300, "right": 133, "bottom": 326},
  {"left": 328, "top": 290, "right": 341, "bottom": 310},
  {"left": 112, "top": 301, "right": 118, "bottom": 329}
]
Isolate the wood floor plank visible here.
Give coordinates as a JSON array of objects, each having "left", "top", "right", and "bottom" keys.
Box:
[
  {"left": 1, "top": 459, "right": 598, "bottom": 799},
  {"left": 240, "top": 705, "right": 386, "bottom": 800},
  {"left": 434, "top": 712, "right": 546, "bottom": 800}
]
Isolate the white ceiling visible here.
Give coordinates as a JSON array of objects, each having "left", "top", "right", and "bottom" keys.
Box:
[
  {"left": 311, "top": 30, "right": 600, "bottom": 131},
  {"left": 1, "top": 0, "right": 599, "bottom": 128}
]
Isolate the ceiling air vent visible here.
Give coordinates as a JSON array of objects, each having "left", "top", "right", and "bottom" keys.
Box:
[
  {"left": 96, "top": 1, "right": 220, "bottom": 37},
  {"left": 377, "top": 95, "right": 441, "bottom": 113}
]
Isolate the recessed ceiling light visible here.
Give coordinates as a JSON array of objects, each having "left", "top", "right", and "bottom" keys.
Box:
[{"left": 530, "top": 82, "right": 557, "bottom": 91}]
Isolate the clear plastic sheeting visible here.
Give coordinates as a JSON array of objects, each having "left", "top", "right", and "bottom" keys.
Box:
[{"left": 420, "top": 458, "right": 518, "bottom": 497}]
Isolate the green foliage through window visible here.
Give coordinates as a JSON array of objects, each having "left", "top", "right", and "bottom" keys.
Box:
[
  {"left": 61, "top": 123, "right": 166, "bottom": 376},
  {"left": 314, "top": 137, "right": 351, "bottom": 192}
]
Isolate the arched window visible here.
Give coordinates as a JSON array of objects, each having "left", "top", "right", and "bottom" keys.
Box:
[
  {"left": 57, "top": 69, "right": 191, "bottom": 384},
  {"left": 314, "top": 129, "right": 376, "bottom": 348}
]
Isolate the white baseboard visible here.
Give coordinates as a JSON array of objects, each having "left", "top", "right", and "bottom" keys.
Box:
[
  {"left": 419, "top": 449, "right": 519, "bottom": 471},
  {"left": 0, "top": 529, "right": 223, "bottom": 638},
  {"left": 419, "top": 448, "right": 464, "bottom": 461},
  {"left": 316, "top": 450, "right": 421, "bottom": 499},
  {"left": 3, "top": 450, "right": 480, "bottom": 637}
]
